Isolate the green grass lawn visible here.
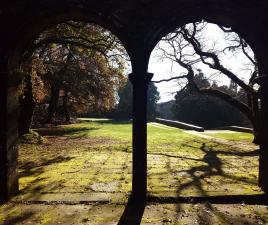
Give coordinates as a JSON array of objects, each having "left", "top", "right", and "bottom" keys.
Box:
[
  {"left": 17, "top": 119, "right": 261, "bottom": 202},
  {"left": 205, "top": 132, "right": 254, "bottom": 143}
]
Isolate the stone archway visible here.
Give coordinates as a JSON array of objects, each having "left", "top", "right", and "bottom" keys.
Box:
[
  {"left": 1, "top": 0, "right": 268, "bottom": 203},
  {"left": 146, "top": 1, "right": 268, "bottom": 193},
  {"left": 0, "top": 5, "right": 135, "bottom": 203}
]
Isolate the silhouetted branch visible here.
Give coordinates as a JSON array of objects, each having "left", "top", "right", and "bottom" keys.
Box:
[
  {"left": 152, "top": 75, "right": 187, "bottom": 83},
  {"left": 198, "top": 88, "right": 253, "bottom": 122},
  {"left": 180, "top": 25, "right": 255, "bottom": 94}
]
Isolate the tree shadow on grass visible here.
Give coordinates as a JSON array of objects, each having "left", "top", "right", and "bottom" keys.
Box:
[
  {"left": 81, "top": 118, "right": 131, "bottom": 125},
  {"left": 36, "top": 127, "right": 99, "bottom": 137},
  {"left": 2, "top": 211, "right": 35, "bottom": 225},
  {"left": 19, "top": 155, "right": 74, "bottom": 177},
  {"left": 181, "top": 139, "right": 259, "bottom": 156},
  {"left": 96, "top": 120, "right": 131, "bottom": 125},
  {"left": 175, "top": 141, "right": 258, "bottom": 194},
  {"left": 149, "top": 138, "right": 263, "bottom": 204},
  {"left": 149, "top": 139, "right": 259, "bottom": 186},
  {"left": 18, "top": 155, "right": 75, "bottom": 200},
  {"left": 147, "top": 139, "right": 265, "bottom": 224}
]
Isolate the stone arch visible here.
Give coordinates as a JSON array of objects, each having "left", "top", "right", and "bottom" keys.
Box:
[
  {"left": 146, "top": 3, "right": 268, "bottom": 194},
  {"left": 0, "top": 4, "right": 133, "bottom": 202},
  {"left": 146, "top": 0, "right": 266, "bottom": 54},
  {"left": 1, "top": 0, "right": 268, "bottom": 203}
]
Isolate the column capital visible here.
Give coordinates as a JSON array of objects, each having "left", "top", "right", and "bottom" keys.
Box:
[{"left": 128, "top": 72, "right": 154, "bottom": 86}]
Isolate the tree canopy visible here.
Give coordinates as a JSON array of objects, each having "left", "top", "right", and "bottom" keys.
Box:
[
  {"left": 117, "top": 80, "right": 160, "bottom": 120},
  {"left": 19, "top": 21, "right": 128, "bottom": 132}
]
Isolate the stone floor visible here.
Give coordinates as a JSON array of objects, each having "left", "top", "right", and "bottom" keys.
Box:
[
  {"left": 1, "top": 121, "right": 265, "bottom": 224},
  {"left": 1, "top": 200, "right": 268, "bottom": 224}
]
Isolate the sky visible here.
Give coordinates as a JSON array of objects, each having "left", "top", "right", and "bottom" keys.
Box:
[{"left": 148, "top": 23, "right": 254, "bottom": 103}]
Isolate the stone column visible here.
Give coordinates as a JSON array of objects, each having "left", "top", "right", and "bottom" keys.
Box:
[
  {"left": 247, "top": 27, "right": 268, "bottom": 193},
  {"left": 256, "top": 74, "right": 268, "bottom": 193},
  {"left": 0, "top": 56, "right": 20, "bottom": 202},
  {"left": 129, "top": 65, "right": 153, "bottom": 202}
]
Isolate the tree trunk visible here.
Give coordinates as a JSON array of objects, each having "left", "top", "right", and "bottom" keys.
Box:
[
  {"left": 46, "top": 87, "right": 59, "bottom": 123},
  {"left": 18, "top": 74, "right": 36, "bottom": 136},
  {"left": 63, "top": 94, "right": 70, "bottom": 122}
]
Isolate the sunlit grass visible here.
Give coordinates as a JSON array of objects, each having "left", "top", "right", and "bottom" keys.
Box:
[
  {"left": 205, "top": 132, "right": 254, "bottom": 143},
  {"left": 18, "top": 119, "right": 261, "bottom": 201}
]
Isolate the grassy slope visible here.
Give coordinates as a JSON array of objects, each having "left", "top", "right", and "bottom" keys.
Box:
[{"left": 18, "top": 119, "right": 261, "bottom": 201}]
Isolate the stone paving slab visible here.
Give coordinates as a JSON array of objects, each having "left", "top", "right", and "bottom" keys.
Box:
[
  {"left": 1, "top": 202, "right": 268, "bottom": 224},
  {"left": 11, "top": 192, "right": 127, "bottom": 204}
]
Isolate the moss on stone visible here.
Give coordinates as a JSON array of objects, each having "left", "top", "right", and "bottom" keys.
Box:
[{"left": 20, "top": 130, "right": 46, "bottom": 144}]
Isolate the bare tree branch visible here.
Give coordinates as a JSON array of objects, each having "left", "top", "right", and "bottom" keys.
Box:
[
  {"left": 198, "top": 88, "right": 253, "bottom": 122},
  {"left": 180, "top": 25, "right": 255, "bottom": 94},
  {"left": 152, "top": 75, "right": 188, "bottom": 83}
]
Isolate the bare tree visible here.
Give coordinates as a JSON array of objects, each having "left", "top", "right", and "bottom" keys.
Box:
[{"left": 154, "top": 21, "right": 260, "bottom": 143}]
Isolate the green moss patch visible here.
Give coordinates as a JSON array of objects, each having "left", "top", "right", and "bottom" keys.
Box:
[{"left": 20, "top": 130, "right": 46, "bottom": 144}]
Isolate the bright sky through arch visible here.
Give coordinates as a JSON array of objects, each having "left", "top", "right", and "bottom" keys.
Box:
[{"left": 148, "top": 22, "right": 255, "bottom": 103}]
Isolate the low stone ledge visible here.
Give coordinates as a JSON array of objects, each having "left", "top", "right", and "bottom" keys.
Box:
[{"left": 154, "top": 118, "right": 204, "bottom": 132}]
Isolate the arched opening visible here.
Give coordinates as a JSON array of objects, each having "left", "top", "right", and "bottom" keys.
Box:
[
  {"left": 1, "top": 1, "right": 268, "bottom": 223},
  {"left": 148, "top": 20, "right": 261, "bottom": 198},
  {"left": 5, "top": 17, "right": 134, "bottom": 205}
]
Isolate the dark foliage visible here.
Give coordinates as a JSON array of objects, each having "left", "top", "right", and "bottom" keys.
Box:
[
  {"left": 115, "top": 80, "right": 160, "bottom": 120},
  {"left": 172, "top": 72, "right": 251, "bottom": 129}
]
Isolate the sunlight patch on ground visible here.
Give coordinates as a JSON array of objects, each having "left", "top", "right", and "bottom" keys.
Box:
[
  {"left": 16, "top": 119, "right": 261, "bottom": 202},
  {"left": 0, "top": 119, "right": 265, "bottom": 224}
]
